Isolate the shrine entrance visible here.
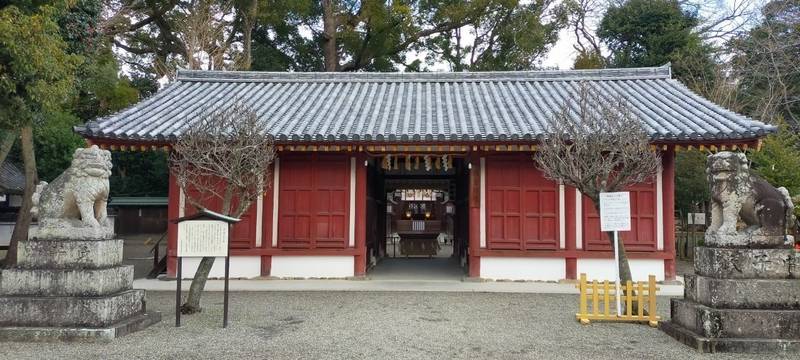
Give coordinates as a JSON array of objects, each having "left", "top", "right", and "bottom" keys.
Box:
[{"left": 365, "top": 155, "right": 470, "bottom": 280}]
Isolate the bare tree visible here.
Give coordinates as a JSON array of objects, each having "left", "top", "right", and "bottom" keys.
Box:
[
  {"left": 170, "top": 102, "right": 276, "bottom": 314},
  {"left": 535, "top": 82, "right": 661, "bottom": 288}
]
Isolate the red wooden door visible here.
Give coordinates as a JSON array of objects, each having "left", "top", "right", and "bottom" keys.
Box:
[
  {"left": 486, "top": 156, "right": 559, "bottom": 250},
  {"left": 278, "top": 154, "right": 349, "bottom": 249},
  {"left": 582, "top": 181, "right": 657, "bottom": 251}
]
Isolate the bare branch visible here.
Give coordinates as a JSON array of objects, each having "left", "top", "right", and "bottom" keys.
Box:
[
  {"left": 170, "top": 101, "right": 276, "bottom": 218},
  {"left": 534, "top": 81, "right": 661, "bottom": 202}
]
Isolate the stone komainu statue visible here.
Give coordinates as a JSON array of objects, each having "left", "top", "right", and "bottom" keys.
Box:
[
  {"left": 706, "top": 151, "right": 795, "bottom": 247},
  {"left": 30, "top": 145, "right": 113, "bottom": 239}
]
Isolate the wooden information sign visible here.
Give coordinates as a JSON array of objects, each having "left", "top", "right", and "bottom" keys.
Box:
[{"left": 172, "top": 209, "right": 240, "bottom": 329}]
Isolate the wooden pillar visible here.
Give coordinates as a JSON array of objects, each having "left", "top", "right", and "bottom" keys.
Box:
[
  {"left": 663, "top": 147, "right": 677, "bottom": 280},
  {"left": 565, "top": 185, "right": 577, "bottom": 280},
  {"left": 261, "top": 162, "right": 276, "bottom": 277},
  {"left": 354, "top": 155, "right": 368, "bottom": 276},
  {"left": 166, "top": 171, "right": 179, "bottom": 277},
  {"left": 468, "top": 156, "right": 481, "bottom": 278}
]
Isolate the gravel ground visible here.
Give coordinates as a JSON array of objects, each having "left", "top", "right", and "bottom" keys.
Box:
[{"left": 3, "top": 291, "right": 790, "bottom": 360}]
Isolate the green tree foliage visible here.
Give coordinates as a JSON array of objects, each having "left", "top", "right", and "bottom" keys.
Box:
[
  {"left": 33, "top": 112, "right": 84, "bottom": 182},
  {"left": 108, "top": 0, "right": 566, "bottom": 73},
  {"left": 110, "top": 151, "right": 169, "bottom": 197},
  {"left": 597, "top": 0, "right": 714, "bottom": 83},
  {"left": 750, "top": 121, "right": 800, "bottom": 196},
  {"left": 675, "top": 149, "right": 708, "bottom": 215},
  {"left": 0, "top": 4, "right": 81, "bottom": 130},
  {"left": 729, "top": 0, "right": 799, "bottom": 127}
]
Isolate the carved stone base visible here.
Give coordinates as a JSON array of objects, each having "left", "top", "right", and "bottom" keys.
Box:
[
  {"left": 0, "top": 290, "right": 149, "bottom": 328},
  {"left": 694, "top": 247, "right": 799, "bottom": 279},
  {"left": 0, "top": 311, "right": 161, "bottom": 343},
  {"left": 16, "top": 238, "right": 123, "bottom": 269},
  {"left": 684, "top": 274, "right": 800, "bottom": 309},
  {"left": 0, "top": 266, "right": 134, "bottom": 296},
  {"left": 660, "top": 319, "right": 800, "bottom": 354},
  {"left": 30, "top": 219, "right": 114, "bottom": 241},
  {"left": 704, "top": 233, "right": 790, "bottom": 248},
  {"left": 0, "top": 234, "right": 160, "bottom": 342}
]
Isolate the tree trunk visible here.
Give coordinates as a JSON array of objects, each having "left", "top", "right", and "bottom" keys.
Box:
[
  {"left": 241, "top": 0, "right": 258, "bottom": 70},
  {"left": 180, "top": 186, "right": 235, "bottom": 314},
  {"left": 4, "top": 126, "right": 37, "bottom": 266},
  {"left": 0, "top": 131, "right": 16, "bottom": 167},
  {"left": 322, "top": 0, "right": 338, "bottom": 71},
  {"left": 592, "top": 201, "right": 642, "bottom": 315}
]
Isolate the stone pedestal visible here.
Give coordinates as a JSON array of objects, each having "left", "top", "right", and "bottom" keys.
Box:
[
  {"left": 660, "top": 245, "right": 800, "bottom": 353},
  {"left": 0, "top": 237, "right": 160, "bottom": 342}
]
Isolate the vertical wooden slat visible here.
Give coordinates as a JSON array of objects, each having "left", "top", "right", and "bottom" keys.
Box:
[
  {"left": 592, "top": 281, "right": 599, "bottom": 316},
  {"left": 637, "top": 282, "right": 645, "bottom": 317},
  {"left": 648, "top": 275, "right": 658, "bottom": 326},
  {"left": 579, "top": 273, "right": 588, "bottom": 324},
  {"left": 603, "top": 281, "right": 610, "bottom": 316},
  {"left": 625, "top": 280, "right": 633, "bottom": 318}
]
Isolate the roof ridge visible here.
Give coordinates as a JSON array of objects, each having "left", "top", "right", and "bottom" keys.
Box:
[{"left": 175, "top": 65, "right": 672, "bottom": 83}]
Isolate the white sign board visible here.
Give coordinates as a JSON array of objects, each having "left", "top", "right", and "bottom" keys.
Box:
[
  {"left": 177, "top": 220, "right": 229, "bottom": 257},
  {"left": 693, "top": 213, "right": 706, "bottom": 225},
  {"left": 599, "top": 192, "right": 631, "bottom": 232}
]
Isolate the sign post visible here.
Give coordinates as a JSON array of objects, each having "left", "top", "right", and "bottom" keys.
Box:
[
  {"left": 599, "top": 192, "right": 631, "bottom": 317},
  {"left": 173, "top": 209, "right": 240, "bottom": 328}
]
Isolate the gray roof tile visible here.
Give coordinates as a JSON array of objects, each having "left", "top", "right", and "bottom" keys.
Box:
[{"left": 77, "top": 65, "right": 775, "bottom": 143}]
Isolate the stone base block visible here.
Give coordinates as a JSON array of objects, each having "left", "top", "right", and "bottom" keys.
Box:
[
  {"left": 0, "top": 290, "right": 147, "bottom": 328},
  {"left": 660, "top": 320, "right": 800, "bottom": 353},
  {"left": 31, "top": 220, "right": 114, "bottom": 241},
  {"left": 694, "top": 247, "right": 799, "bottom": 279},
  {"left": 670, "top": 298, "right": 800, "bottom": 340},
  {"left": 685, "top": 274, "right": 800, "bottom": 309},
  {"left": 0, "top": 266, "right": 133, "bottom": 297},
  {"left": 704, "top": 233, "right": 790, "bottom": 248},
  {"left": 0, "top": 311, "right": 161, "bottom": 343},
  {"left": 16, "top": 238, "right": 123, "bottom": 269}
]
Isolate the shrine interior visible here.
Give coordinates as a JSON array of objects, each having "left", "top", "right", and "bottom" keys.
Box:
[{"left": 365, "top": 156, "right": 470, "bottom": 279}]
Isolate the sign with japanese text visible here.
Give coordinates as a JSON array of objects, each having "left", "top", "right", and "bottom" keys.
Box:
[
  {"left": 177, "top": 220, "right": 228, "bottom": 257},
  {"left": 599, "top": 192, "right": 631, "bottom": 232}
]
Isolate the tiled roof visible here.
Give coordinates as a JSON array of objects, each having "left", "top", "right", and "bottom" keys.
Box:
[{"left": 77, "top": 65, "right": 775, "bottom": 143}]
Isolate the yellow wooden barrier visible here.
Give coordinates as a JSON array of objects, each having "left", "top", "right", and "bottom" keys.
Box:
[{"left": 575, "top": 273, "right": 661, "bottom": 327}]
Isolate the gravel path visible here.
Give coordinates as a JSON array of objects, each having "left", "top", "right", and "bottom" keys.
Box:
[{"left": 3, "top": 292, "right": 788, "bottom": 360}]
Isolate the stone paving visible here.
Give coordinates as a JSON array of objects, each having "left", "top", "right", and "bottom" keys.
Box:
[{"left": 3, "top": 291, "right": 787, "bottom": 360}]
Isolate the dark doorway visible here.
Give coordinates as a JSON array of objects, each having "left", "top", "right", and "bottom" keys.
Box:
[{"left": 365, "top": 156, "right": 470, "bottom": 280}]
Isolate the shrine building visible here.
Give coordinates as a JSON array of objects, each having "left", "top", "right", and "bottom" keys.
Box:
[{"left": 76, "top": 65, "right": 774, "bottom": 282}]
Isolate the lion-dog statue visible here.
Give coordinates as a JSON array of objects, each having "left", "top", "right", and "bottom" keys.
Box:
[
  {"left": 31, "top": 145, "right": 113, "bottom": 239},
  {"left": 706, "top": 151, "right": 794, "bottom": 247}
]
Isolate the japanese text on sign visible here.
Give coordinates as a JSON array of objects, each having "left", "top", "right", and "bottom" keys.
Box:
[
  {"left": 177, "top": 220, "right": 228, "bottom": 257},
  {"left": 599, "top": 192, "right": 631, "bottom": 232}
]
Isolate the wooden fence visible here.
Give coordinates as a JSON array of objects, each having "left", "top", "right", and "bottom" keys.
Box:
[{"left": 575, "top": 273, "right": 660, "bottom": 327}]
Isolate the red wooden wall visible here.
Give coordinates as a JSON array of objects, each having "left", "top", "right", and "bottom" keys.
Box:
[
  {"left": 277, "top": 154, "right": 350, "bottom": 250},
  {"left": 581, "top": 180, "right": 657, "bottom": 251},
  {"left": 182, "top": 181, "right": 258, "bottom": 249},
  {"left": 486, "top": 155, "right": 559, "bottom": 251}
]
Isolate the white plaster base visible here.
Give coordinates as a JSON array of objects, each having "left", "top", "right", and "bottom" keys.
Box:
[
  {"left": 480, "top": 257, "right": 566, "bottom": 281},
  {"left": 576, "top": 259, "right": 665, "bottom": 282},
  {"left": 270, "top": 256, "right": 354, "bottom": 278},
  {"left": 179, "top": 256, "right": 261, "bottom": 279}
]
